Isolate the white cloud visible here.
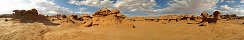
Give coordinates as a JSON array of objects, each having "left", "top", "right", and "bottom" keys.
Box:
[
  {"left": 69, "top": 0, "right": 158, "bottom": 14},
  {"left": 241, "top": 0, "right": 244, "bottom": 3},
  {"left": 68, "top": 0, "right": 244, "bottom": 16},
  {"left": 114, "top": 0, "right": 157, "bottom": 13},
  {"left": 215, "top": 4, "right": 244, "bottom": 16},
  {"left": 226, "top": 0, "right": 236, "bottom": 3},
  {"left": 0, "top": 0, "right": 73, "bottom": 15},
  {"left": 68, "top": 0, "right": 219, "bottom": 14},
  {"left": 74, "top": 8, "right": 91, "bottom": 14},
  {"left": 160, "top": 0, "right": 219, "bottom": 14},
  {"left": 220, "top": 5, "right": 232, "bottom": 10},
  {"left": 68, "top": 0, "right": 113, "bottom": 7}
]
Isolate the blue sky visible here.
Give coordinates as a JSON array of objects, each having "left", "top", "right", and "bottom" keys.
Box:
[
  {"left": 52, "top": 0, "right": 171, "bottom": 16},
  {"left": 0, "top": 0, "right": 244, "bottom": 16}
]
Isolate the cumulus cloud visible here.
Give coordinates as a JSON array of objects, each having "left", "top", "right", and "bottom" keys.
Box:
[
  {"left": 114, "top": 0, "right": 157, "bottom": 13},
  {"left": 220, "top": 5, "right": 232, "bottom": 10},
  {"left": 68, "top": 0, "right": 158, "bottom": 13},
  {"left": 74, "top": 8, "right": 91, "bottom": 14},
  {"left": 68, "top": 0, "right": 114, "bottom": 7},
  {"left": 0, "top": 0, "right": 73, "bottom": 15},
  {"left": 212, "top": 4, "right": 244, "bottom": 16},
  {"left": 213, "top": 0, "right": 244, "bottom": 16},
  {"left": 241, "top": 0, "right": 244, "bottom": 3},
  {"left": 160, "top": 0, "right": 218, "bottom": 14},
  {"left": 68, "top": 0, "right": 220, "bottom": 14}
]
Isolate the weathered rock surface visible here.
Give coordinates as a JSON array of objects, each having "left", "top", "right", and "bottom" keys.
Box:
[
  {"left": 11, "top": 9, "right": 58, "bottom": 25},
  {"left": 212, "top": 11, "right": 221, "bottom": 23},
  {"left": 91, "top": 8, "right": 126, "bottom": 25},
  {"left": 200, "top": 12, "right": 209, "bottom": 23}
]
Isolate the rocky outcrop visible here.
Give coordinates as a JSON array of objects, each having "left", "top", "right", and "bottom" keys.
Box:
[
  {"left": 50, "top": 8, "right": 128, "bottom": 27},
  {"left": 56, "top": 14, "right": 67, "bottom": 20},
  {"left": 80, "top": 14, "right": 92, "bottom": 21},
  {"left": 199, "top": 11, "right": 222, "bottom": 26},
  {"left": 12, "top": 9, "right": 42, "bottom": 20},
  {"left": 212, "top": 11, "right": 221, "bottom": 23},
  {"left": 91, "top": 8, "right": 126, "bottom": 25},
  {"left": 12, "top": 9, "right": 58, "bottom": 25},
  {"left": 79, "top": 14, "right": 93, "bottom": 27},
  {"left": 200, "top": 12, "right": 209, "bottom": 23}
]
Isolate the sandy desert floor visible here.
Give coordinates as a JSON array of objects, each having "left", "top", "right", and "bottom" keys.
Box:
[{"left": 0, "top": 18, "right": 244, "bottom": 40}]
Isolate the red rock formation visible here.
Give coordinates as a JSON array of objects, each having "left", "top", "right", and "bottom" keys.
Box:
[
  {"left": 12, "top": 9, "right": 58, "bottom": 25},
  {"left": 80, "top": 13, "right": 92, "bottom": 21},
  {"left": 212, "top": 11, "right": 221, "bottom": 23},
  {"left": 12, "top": 9, "right": 44, "bottom": 20},
  {"left": 91, "top": 8, "right": 126, "bottom": 25},
  {"left": 200, "top": 12, "right": 209, "bottom": 23}
]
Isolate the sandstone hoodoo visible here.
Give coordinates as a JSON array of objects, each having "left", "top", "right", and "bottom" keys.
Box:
[
  {"left": 200, "top": 12, "right": 209, "bottom": 23},
  {"left": 212, "top": 11, "right": 221, "bottom": 23},
  {"left": 198, "top": 11, "right": 222, "bottom": 26},
  {"left": 91, "top": 8, "right": 126, "bottom": 25}
]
